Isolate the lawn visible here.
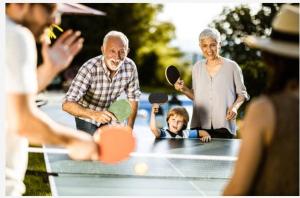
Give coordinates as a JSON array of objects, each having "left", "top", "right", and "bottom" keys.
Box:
[{"left": 23, "top": 152, "right": 51, "bottom": 196}]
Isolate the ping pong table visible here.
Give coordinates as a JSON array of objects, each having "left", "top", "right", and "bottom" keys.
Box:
[
  {"left": 38, "top": 92, "right": 240, "bottom": 196},
  {"left": 44, "top": 138, "right": 240, "bottom": 196}
]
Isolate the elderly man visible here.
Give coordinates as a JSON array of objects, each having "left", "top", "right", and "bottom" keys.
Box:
[
  {"left": 63, "top": 31, "right": 141, "bottom": 134},
  {"left": 5, "top": 3, "right": 99, "bottom": 196}
]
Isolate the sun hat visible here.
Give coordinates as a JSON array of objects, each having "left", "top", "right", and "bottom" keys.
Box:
[
  {"left": 57, "top": 3, "right": 105, "bottom": 15},
  {"left": 244, "top": 4, "right": 299, "bottom": 58}
]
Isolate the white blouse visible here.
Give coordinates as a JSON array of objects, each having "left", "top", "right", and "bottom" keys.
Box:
[{"left": 191, "top": 57, "right": 250, "bottom": 135}]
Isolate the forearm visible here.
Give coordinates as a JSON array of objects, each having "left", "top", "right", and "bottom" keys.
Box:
[
  {"left": 62, "top": 101, "right": 94, "bottom": 120},
  {"left": 22, "top": 109, "right": 91, "bottom": 146},
  {"left": 127, "top": 101, "right": 138, "bottom": 128},
  {"left": 37, "top": 63, "right": 59, "bottom": 92},
  {"left": 232, "top": 95, "right": 246, "bottom": 110},
  {"left": 150, "top": 111, "right": 160, "bottom": 137},
  {"left": 9, "top": 94, "right": 91, "bottom": 146},
  {"left": 181, "top": 86, "right": 194, "bottom": 100},
  {"left": 174, "top": 79, "right": 194, "bottom": 100}
]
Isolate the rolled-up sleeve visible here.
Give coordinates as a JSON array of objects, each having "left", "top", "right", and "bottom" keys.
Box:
[
  {"left": 64, "top": 64, "right": 92, "bottom": 102},
  {"left": 233, "top": 63, "right": 250, "bottom": 101},
  {"left": 125, "top": 62, "right": 141, "bottom": 101}
]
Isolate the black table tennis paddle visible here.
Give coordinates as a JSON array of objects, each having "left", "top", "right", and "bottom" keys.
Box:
[
  {"left": 148, "top": 93, "right": 168, "bottom": 104},
  {"left": 165, "top": 65, "right": 180, "bottom": 85}
]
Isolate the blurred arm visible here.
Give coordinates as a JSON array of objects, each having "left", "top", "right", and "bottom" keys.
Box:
[
  {"left": 37, "top": 30, "right": 84, "bottom": 92},
  {"left": 7, "top": 93, "right": 98, "bottom": 160},
  {"left": 223, "top": 97, "right": 274, "bottom": 195}
]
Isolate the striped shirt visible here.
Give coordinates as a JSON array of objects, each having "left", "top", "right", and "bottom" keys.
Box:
[{"left": 64, "top": 55, "right": 141, "bottom": 126}]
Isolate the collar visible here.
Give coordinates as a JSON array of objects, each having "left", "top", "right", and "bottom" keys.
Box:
[
  {"left": 166, "top": 129, "right": 183, "bottom": 138},
  {"left": 101, "top": 56, "right": 112, "bottom": 77}
]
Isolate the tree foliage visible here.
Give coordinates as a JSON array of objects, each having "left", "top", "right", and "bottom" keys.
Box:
[
  {"left": 210, "top": 3, "right": 283, "bottom": 98},
  {"left": 55, "top": 3, "right": 185, "bottom": 90}
]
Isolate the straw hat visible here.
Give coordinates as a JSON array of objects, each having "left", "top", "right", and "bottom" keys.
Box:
[{"left": 244, "top": 4, "right": 299, "bottom": 58}]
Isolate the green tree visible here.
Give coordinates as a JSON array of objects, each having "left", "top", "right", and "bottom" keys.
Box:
[
  {"left": 210, "top": 3, "right": 283, "bottom": 99},
  {"left": 54, "top": 3, "right": 185, "bottom": 90}
]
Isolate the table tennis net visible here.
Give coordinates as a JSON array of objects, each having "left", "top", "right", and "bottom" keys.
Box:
[{"left": 46, "top": 155, "right": 236, "bottom": 180}]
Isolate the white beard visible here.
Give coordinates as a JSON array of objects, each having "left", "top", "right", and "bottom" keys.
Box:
[{"left": 108, "top": 60, "right": 124, "bottom": 71}]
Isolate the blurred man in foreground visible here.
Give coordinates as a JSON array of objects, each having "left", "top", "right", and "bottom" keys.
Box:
[{"left": 5, "top": 3, "right": 99, "bottom": 195}]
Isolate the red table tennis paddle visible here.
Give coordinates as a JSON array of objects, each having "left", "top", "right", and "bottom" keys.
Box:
[
  {"left": 95, "top": 125, "right": 136, "bottom": 164},
  {"left": 165, "top": 65, "right": 180, "bottom": 85}
]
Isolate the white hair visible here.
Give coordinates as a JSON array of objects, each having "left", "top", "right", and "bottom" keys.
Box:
[
  {"left": 103, "top": 30, "right": 129, "bottom": 49},
  {"left": 199, "top": 28, "right": 221, "bottom": 44}
]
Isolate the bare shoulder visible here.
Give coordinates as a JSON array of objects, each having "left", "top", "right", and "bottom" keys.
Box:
[
  {"left": 245, "top": 96, "right": 275, "bottom": 131},
  {"left": 249, "top": 95, "right": 273, "bottom": 110}
]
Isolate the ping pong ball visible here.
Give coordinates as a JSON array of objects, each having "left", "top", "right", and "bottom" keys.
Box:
[{"left": 134, "top": 162, "right": 148, "bottom": 175}]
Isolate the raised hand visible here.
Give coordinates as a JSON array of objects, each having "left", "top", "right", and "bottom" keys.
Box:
[
  {"left": 152, "top": 103, "right": 160, "bottom": 114},
  {"left": 41, "top": 29, "right": 84, "bottom": 73},
  {"left": 174, "top": 79, "right": 185, "bottom": 92}
]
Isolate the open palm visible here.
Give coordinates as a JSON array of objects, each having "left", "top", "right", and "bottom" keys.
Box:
[{"left": 42, "top": 29, "right": 84, "bottom": 73}]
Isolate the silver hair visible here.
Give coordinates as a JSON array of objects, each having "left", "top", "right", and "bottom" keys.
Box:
[
  {"left": 199, "top": 28, "right": 221, "bottom": 44},
  {"left": 103, "top": 30, "right": 129, "bottom": 49}
]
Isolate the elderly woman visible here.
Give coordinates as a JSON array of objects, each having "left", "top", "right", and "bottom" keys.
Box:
[{"left": 175, "top": 28, "right": 249, "bottom": 142}]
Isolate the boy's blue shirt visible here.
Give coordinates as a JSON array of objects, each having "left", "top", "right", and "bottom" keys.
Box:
[{"left": 159, "top": 127, "right": 199, "bottom": 138}]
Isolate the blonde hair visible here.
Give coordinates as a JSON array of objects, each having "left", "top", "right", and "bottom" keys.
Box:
[{"left": 166, "top": 106, "right": 189, "bottom": 130}]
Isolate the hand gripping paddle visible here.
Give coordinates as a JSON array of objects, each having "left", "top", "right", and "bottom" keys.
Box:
[
  {"left": 148, "top": 93, "right": 168, "bottom": 104},
  {"left": 165, "top": 65, "right": 180, "bottom": 85},
  {"left": 28, "top": 125, "right": 136, "bottom": 164},
  {"left": 95, "top": 125, "right": 136, "bottom": 164},
  {"left": 108, "top": 99, "right": 132, "bottom": 122}
]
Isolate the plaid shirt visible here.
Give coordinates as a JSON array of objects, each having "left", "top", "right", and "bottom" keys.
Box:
[{"left": 64, "top": 55, "right": 141, "bottom": 126}]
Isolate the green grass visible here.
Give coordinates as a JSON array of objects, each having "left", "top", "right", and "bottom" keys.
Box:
[{"left": 23, "top": 153, "right": 52, "bottom": 196}]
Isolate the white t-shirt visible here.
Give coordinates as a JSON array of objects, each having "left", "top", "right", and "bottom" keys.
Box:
[{"left": 5, "top": 17, "right": 38, "bottom": 196}]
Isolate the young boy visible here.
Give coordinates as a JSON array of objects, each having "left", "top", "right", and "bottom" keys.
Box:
[{"left": 150, "top": 104, "right": 202, "bottom": 139}]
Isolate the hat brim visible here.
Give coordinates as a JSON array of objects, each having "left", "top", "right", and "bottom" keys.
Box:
[
  {"left": 244, "top": 35, "right": 299, "bottom": 58},
  {"left": 57, "top": 3, "right": 106, "bottom": 16}
]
